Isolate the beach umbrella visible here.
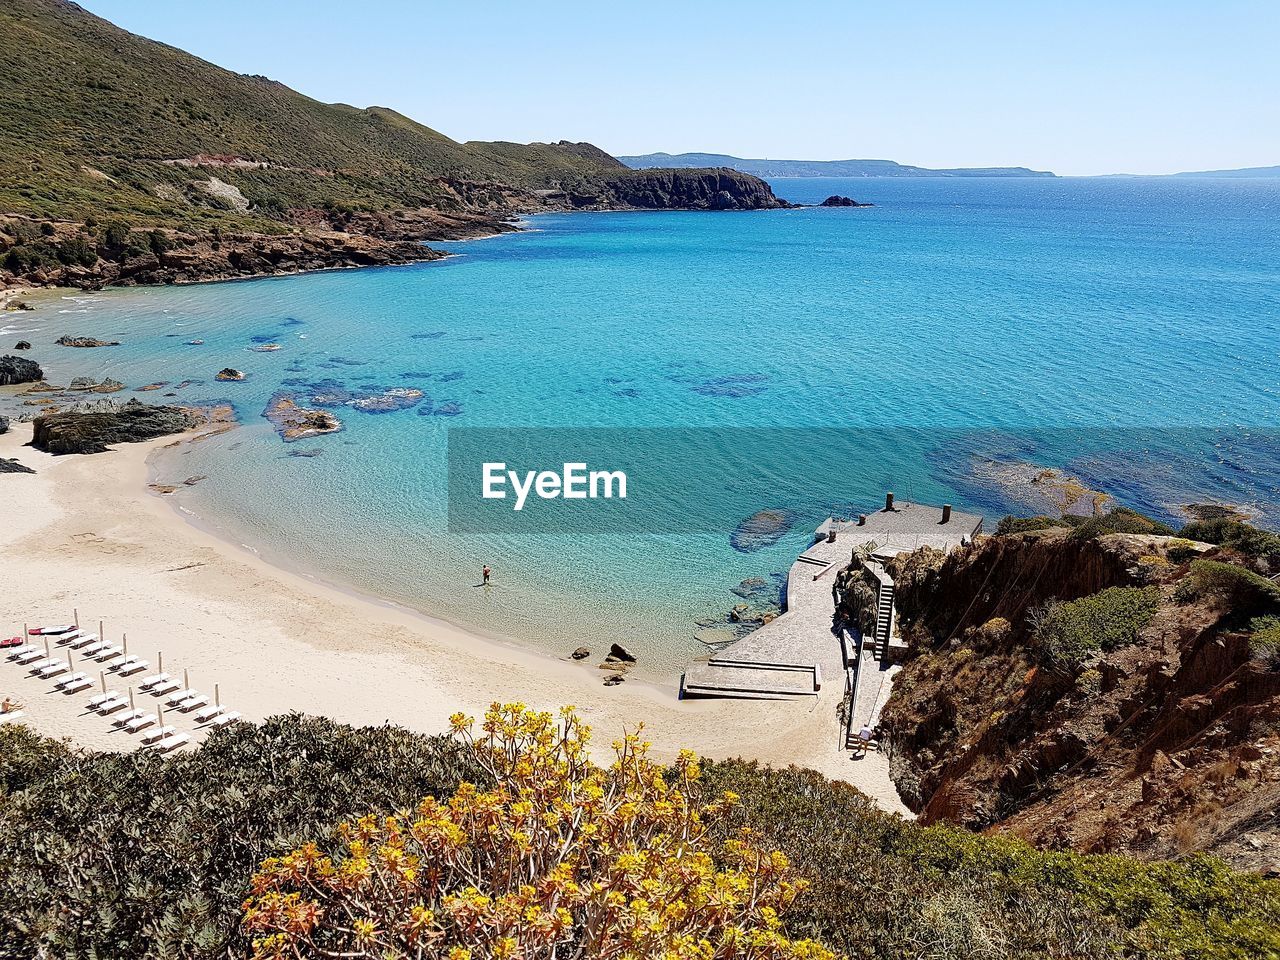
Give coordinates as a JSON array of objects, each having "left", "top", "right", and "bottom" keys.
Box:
[
  {"left": 157, "top": 703, "right": 165, "bottom": 727},
  {"left": 23, "top": 622, "right": 28, "bottom": 638},
  {"left": 66, "top": 651, "right": 73, "bottom": 670},
  {"left": 122, "top": 633, "right": 128, "bottom": 656},
  {"left": 74, "top": 608, "right": 79, "bottom": 628},
  {"left": 183, "top": 668, "right": 189, "bottom": 689},
  {"left": 129, "top": 689, "right": 135, "bottom": 710},
  {"left": 98, "top": 619, "right": 103, "bottom": 641},
  {"left": 157, "top": 652, "right": 163, "bottom": 673},
  {"left": 99, "top": 670, "right": 106, "bottom": 693},
  {"left": 214, "top": 683, "right": 220, "bottom": 707},
  {"left": 43, "top": 638, "right": 50, "bottom": 657}
]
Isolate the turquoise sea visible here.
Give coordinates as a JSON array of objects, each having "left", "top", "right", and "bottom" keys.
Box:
[{"left": 6, "top": 177, "right": 1279, "bottom": 678}]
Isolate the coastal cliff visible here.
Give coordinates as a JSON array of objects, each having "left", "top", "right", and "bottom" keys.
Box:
[
  {"left": 875, "top": 522, "right": 1280, "bottom": 869},
  {"left": 0, "top": 0, "right": 785, "bottom": 290}
]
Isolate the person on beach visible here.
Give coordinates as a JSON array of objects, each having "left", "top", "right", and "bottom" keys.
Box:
[
  {"left": 1, "top": 696, "right": 22, "bottom": 714},
  {"left": 482, "top": 564, "right": 491, "bottom": 585}
]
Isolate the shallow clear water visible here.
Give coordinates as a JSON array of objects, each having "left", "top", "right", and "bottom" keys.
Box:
[{"left": 7, "top": 177, "right": 1279, "bottom": 677}]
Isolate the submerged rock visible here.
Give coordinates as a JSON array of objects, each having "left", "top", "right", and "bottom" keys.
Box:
[
  {"left": 92, "top": 378, "right": 125, "bottom": 393},
  {"left": 215, "top": 368, "right": 246, "bottom": 382},
  {"left": 31, "top": 400, "right": 195, "bottom": 455},
  {"left": 0, "top": 415, "right": 7, "bottom": 434},
  {"left": 249, "top": 343, "right": 281, "bottom": 352},
  {"left": 14, "top": 341, "right": 31, "bottom": 350},
  {"left": 350, "top": 387, "right": 424, "bottom": 413},
  {"left": 55, "top": 335, "right": 120, "bottom": 348},
  {"left": 730, "top": 508, "right": 797, "bottom": 553},
  {"left": 0, "top": 355, "right": 44, "bottom": 386}
]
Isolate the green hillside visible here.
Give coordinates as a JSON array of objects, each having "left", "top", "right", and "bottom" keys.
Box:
[{"left": 0, "top": 0, "right": 691, "bottom": 232}]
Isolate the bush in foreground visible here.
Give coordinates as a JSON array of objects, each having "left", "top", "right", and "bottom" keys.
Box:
[
  {"left": 244, "top": 705, "right": 833, "bottom": 960},
  {"left": 2, "top": 713, "right": 1279, "bottom": 959}
]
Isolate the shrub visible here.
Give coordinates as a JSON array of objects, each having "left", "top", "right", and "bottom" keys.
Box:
[
  {"left": 1180, "top": 519, "right": 1280, "bottom": 565},
  {"left": 1164, "top": 538, "right": 1199, "bottom": 564},
  {"left": 1032, "top": 586, "right": 1162, "bottom": 672},
  {"left": 1249, "top": 616, "right": 1280, "bottom": 668},
  {"left": 242, "top": 705, "right": 833, "bottom": 960},
  {"left": 1070, "top": 508, "right": 1175, "bottom": 541},
  {"left": 102, "top": 219, "right": 130, "bottom": 250},
  {"left": 996, "top": 515, "right": 1074, "bottom": 535},
  {"left": 148, "top": 228, "right": 172, "bottom": 254},
  {"left": 1174, "top": 559, "right": 1280, "bottom": 608},
  {"left": 57, "top": 233, "right": 98, "bottom": 266}
]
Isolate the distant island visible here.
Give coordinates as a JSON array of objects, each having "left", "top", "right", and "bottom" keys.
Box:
[
  {"left": 620, "top": 152, "right": 1056, "bottom": 179},
  {"left": 1165, "top": 165, "right": 1280, "bottom": 179}
]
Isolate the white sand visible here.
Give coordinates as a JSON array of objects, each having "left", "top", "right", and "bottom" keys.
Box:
[{"left": 0, "top": 421, "right": 909, "bottom": 816}]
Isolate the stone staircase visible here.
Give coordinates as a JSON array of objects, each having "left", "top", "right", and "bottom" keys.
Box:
[{"left": 871, "top": 580, "right": 895, "bottom": 659}]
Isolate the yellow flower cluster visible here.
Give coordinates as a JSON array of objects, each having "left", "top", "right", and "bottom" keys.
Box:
[{"left": 243, "top": 703, "right": 837, "bottom": 960}]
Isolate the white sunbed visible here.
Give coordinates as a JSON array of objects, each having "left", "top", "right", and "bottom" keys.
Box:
[
  {"left": 61, "top": 675, "right": 95, "bottom": 695},
  {"left": 68, "top": 633, "right": 101, "bottom": 649},
  {"left": 34, "top": 661, "right": 71, "bottom": 679},
  {"left": 111, "top": 708, "right": 147, "bottom": 727},
  {"left": 91, "top": 645, "right": 123, "bottom": 661},
  {"left": 149, "top": 678, "right": 182, "bottom": 697},
  {"left": 124, "top": 712, "right": 158, "bottom": 733},
  {"left": 95, "top": 695, "right": 129, "bottom": 715},
  {"left": 14, "top": 650, "right": 47, "bottom": 665},
  {"left": 178, "top": 694, "right": 209, "bottom": 712},
  {"left": 52, "top": 631, "right": 82, "bottom": 646},
  {"left": 209, "top": 711, "right": 242, "bottom": 728},
  {"left": 113, "top": 657, "right": 149, "bottom": 676},
  {"left": 154, "top": 731, "right": 191, "bottom": 753},
  {"left": 166, "top": 688, "right": 199, "bottom": 707},
  {"left": 24, "top": 657, "right": 58, "bottom": 673},
  {"left": 77, "top": 641, "right": 108, "bottom": 657},
  {"left": 138, "top": 672, "right": 171, "bottom": 691},
  {"left": 87, "top": 690, "right": 121, "bottom": 710},
  {"left": 54, "top": 671, "right": 89, "bottom": 690},
  {"left": 7, "top": 644, "right": 39, "bottom": 659},
  {"left": 194, "top": 704, "right": 226, "bottom": 723},
  {"left": 0, "top": 711, "right": 25, "bottom": 725},
  {"left": 140, "top": 724, "right": 176, "bottom": 745}
]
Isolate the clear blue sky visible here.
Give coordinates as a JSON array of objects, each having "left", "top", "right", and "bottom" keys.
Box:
[{"left": 81, "top": 0, "right": 1278, "bottom": 176}]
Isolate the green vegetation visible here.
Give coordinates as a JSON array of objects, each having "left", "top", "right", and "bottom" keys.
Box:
[
  {"left": 1031, "top": 585, "right": 1162, "bottom": 672},
  {"left": 1069, "top": 508, "right": 1176, "bottom": 541},
  {"left": 1250, "top": 616, "right": 1280, "bottom": 668},
  {"left": 2, "top": 715, "right": 1278, "bottom": 959},
  {"left": 995, "top": 515, "right": 1079, "bottom": 535},
  {"left": 1181, "top": 518, "right": 1280, "bottom": 565},
  {"left": 1174, "top": 559, "right": 1280, "bottom": 608},
  {"left": 0, "top": 0, "right": 730, "bottom": 239}
]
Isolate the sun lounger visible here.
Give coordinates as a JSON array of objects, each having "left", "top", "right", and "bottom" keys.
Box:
[
  {"left": 150, "top": 678, "right": 181, "bottom": 697},
  {"left": 138, "top": 672, "right": 171, "bottom": 691},
  {"left": 96, "top": 696, "right": 130, "bottom": 715},
  {"left": 61, "top": 675, "right": 95, "bottom": 694},
  {"left": 154, "top": 732, "right": 191, "bottom": 753},
  {"left": 54, "top": 671, "right": 88, "bottom": 690},
  {"left": 25, "top": 657, "right": 58, "bottom": 673},
  {"left": 78, "top": 640, "right": 109, "bottom": 657},
  {"left": 0, "top": 711, "right": 24, "bottom": 725},
  {"left": 8, "top": 644, "right": 39, "bottom": 660},
  {"left": 68, "top": 633, "right": 101, "bottom": 649},
  {"left": 194, "top": 704, "right": 225, "bottom": 723},
  {"left": 91, "top": 644, "right": 123, "bottom": 661},
  {"left": 53, "top": 631, "right": 84, "bottom": 646},
  {"left": 209, "top": 711, "right": 242, "bottom": 728},
  {"left": 34, "top": 661, "right": 71, "bottom": 679},
  {"left": 29, "top": 624, "right": 75, "bottom": 636},
  {"left": 112, "top": 657, "right": 148, "bottom": 676},
  {"left": 14, "top": 650, "right": 47, "bottom": 665},
  {"left": 166, "top": 688, "right": 198, "bottom": 707},
  {"left": 87, "top": 690, "right": 121, "bottom": 709},
  {"left": 112, "top": 708, "right": 147, "bottom": 727},
  {"left": 139, "top": 724, "right": 176, "bottom": 745},
  {"left": 178, "top": 694, "right": 209, "bottom": 712},
  {"left": 123, "top": 712, "right": 158, "bottom": 733}
]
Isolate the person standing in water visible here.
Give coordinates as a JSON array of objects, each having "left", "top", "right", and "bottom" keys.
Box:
[{"left": 482, "top": 564, "right": 491, "bottom": 585}]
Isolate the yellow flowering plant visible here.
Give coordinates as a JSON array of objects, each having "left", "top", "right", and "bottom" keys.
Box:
[{"left": 242, "top": 703, "right": 836, "bottom": 960}]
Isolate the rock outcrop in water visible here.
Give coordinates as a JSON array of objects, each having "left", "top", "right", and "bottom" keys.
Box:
[
  {"left": 31, "top": 400, "right": 196, "bottom": 454},
  {"left": 56, "top": 335, "right": 120, "bottom": 347},
  {"left": 0, "top": 354, "right": 43, "bottom": 385},
  {"left": 565, "top": 169, "right": 788, "bottom": 211},
  {"left": 262, "top": 392, "right": 343, "bottom": 442}
]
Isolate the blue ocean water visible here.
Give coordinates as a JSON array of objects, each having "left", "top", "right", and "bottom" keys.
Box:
[{"left": 7, "top": 177, "right": 1279, "bottom": 677}]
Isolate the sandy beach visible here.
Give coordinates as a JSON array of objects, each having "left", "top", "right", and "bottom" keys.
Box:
[{"left": 0, "top": 420, "right": 910, "bottom": 816}]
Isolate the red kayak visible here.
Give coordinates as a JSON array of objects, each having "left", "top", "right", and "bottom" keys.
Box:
[
  {"left": 29, "top": 624, "right": 76, "bottom": 636},
  {"left": 1, "top": 637, "right": 23, "bottom": 649}
]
